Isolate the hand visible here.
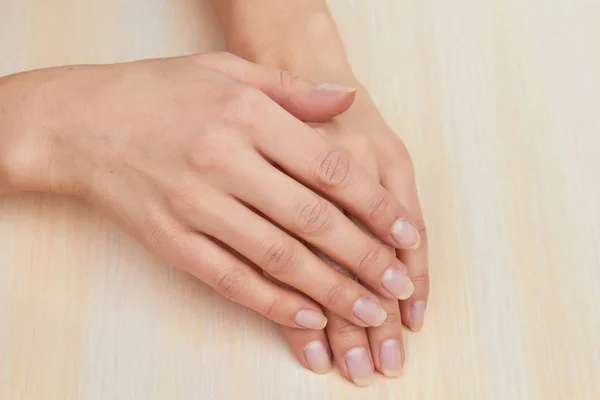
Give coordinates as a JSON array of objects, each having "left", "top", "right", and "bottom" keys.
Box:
[
  {"left": 280, "top": 93, "right": 429, "bottom": 385},
  {"left": 0, "top": 53, "right": 423, "bottom": 329}
]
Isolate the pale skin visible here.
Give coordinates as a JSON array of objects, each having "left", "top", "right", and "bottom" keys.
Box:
[
  {"left": 212, "top": 0, "right": 430, "bottom": 385},
  {"left": 0, "top": 1, "right": 429, "bottom": 388}
]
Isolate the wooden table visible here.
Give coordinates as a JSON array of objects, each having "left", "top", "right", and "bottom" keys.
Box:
[{"left": 1, "top": 0, "right": 599, "bottom": 398}]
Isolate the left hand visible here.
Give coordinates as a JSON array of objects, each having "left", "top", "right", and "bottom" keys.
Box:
[{"left": 280, "top": 92, "right": 429, "bottom": 385}]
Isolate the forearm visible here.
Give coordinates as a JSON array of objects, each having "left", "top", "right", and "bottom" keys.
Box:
[{"left": 211, "top": 0, "right": 358, "bottom": 85}]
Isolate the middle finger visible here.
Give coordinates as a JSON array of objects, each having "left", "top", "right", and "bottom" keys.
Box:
[{"left": 226, "top": 153, "right": 414, "bottom": 301}]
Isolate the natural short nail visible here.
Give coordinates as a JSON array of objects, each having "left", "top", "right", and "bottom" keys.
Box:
[
  {"left": 295, "top": 309, "right": 328, "bottom": 330},
  {"left": 304, "top": 341, "right": 332, "bottom": 374},
  {"left": 410, "top": 301, "right": 426, "bottom": 331},
  {"left": 391, "top": 219, "right": 420, "bottom": 249},
  {"left": 380, "top": 339, "right": 403, "bottom": 377},
  {"left": 317, "top": 83, "right": 358, "bottom": 92},
  {"left": 353, "top": 298, "right": 387, "bottom": 327},
  {"left": 382, "top": 265, "right": 415, "bottom": 300},
  {"left": 345, "top": 347, "right": 375, "bottom": 386}
]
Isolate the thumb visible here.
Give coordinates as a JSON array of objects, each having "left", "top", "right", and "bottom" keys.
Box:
[{"left": 201, "top": 52, "right": 357, "bottom": 122}]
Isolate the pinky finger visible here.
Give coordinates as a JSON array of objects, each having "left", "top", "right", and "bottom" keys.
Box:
[{"left": 170, "top": 232, "right": 328, "bottom": 330}]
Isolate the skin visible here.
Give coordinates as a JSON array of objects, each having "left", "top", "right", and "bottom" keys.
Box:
[
  {"left": 212, "top": 0, "right": 430, "bottom": 385},
  {"left": 0, "top": 52, "right": 422, "bottom": 333}
]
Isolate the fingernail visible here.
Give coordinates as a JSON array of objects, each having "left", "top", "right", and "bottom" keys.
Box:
[
  {"left": 317, "top": 83, "right": 358, "bottom": 93},
  {"left": 295, "top": 309, "right": 328, "bottom": 330},
  {"left": 410, "top": 301, "right": 426, "bottom": 331},
  {"left": 380, "top": 339, "right": 403, "bottom": 377},
  {"left": 345, "top": 347, "right": 375, "bottom": 386},
  {"left": 391, "top": 219, "right": 420, "bottom": 249},
  {"left": 382, "top": 265, "right": 415, "bottom": 300},
  {"left": 304, "top": 341, "right": 332, "bottom": 374},
  {"left": 353, "top": 298, "right": 387, "bottom": 327}
]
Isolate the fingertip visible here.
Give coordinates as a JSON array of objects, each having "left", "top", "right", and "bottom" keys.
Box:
[
  {"left": 304, "top": 340, "right": 333, "bottom": 374},
  {"left": 407, "top": 301, "right": 426, "bottom": 332},
  {"left": 379, "top": 339, "right": 404, "bottom": 378},
  {"left": 390, "top": 218, "right": 421, "bottom": 250},
  {"left": 295, "top": 309, "right": 328, "bottom": 330}
]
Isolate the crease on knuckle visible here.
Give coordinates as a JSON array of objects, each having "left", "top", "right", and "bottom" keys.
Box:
[
  {"left": 144, "top": 217, "right": 180, "bottom": 254},
  {"left": 295, "top": 200, "right": 331, "bottom": 235},
  {"left": 261, "top": 242, "right": 296, "bottom": 275},
  {"left": 368, "top": 194, "right": 390, "bottom": 221},
  {"left": 216, "top": 270, "right": 247, "bottom": 301},
  {"left": 384, "top": 308, "right": 402, "bottom": 324},
  {"left": 314, "top": 149, "right": 351, "bottom": 187},
  {"left": 324, "top": 282, "right": 345, "bottom": 308},
  {"left": 335, "top": 318, "right": 362, "bottom": 338},
  {"left": 356, "top": 245, "right": 384, "bottom": 274},
  {"left": 410, "top": 273, "right": 430, "bottom": 291},
  {"left": 276, "top": 69, "right": 299, "bottom": 89},
  {"left": 264, "top": 297, "right": 280, "bottom": 320}
]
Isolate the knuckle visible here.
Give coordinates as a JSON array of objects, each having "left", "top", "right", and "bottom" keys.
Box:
[
  {"left": 384, "top": 308, "right": 403, "bottom": 324},
  {"left": 275, "top": 69, "right": 299, "bottom": 89},
  {"left": 186, "top": 132, "right": 239, "bottom": 176},
  {"left": 313, "top": 149, "right": 351, "bottom": 187},
  {"left": 215, "top": 269, "right": 247, "bottom": 300},
  {"left": 261, "top": 241, "right": 296, "bottom": 275},
  {"left": 324, "top": 282, "right": 345, "bottom": 308},
  {"left": 356, "top": 245, "right": 385, "bottom": 274},
  {"left": 367, "top": 194, "right": 391, "bottom": 221},
  {"left": 378, "top": 136, "right": 411, "bottom": 164},
  {"left": 294, "top": 200, "right": 332, "bottom": 235},
  {"left": 335, "top": 318, "right": 363, "bottom": 338},
  {"left": 411, "top": 272, "right": 430, "bottom": 290},
  {"left": 165, "top": 183, "right": 199, "bottom": 217},
  {"left": 217, "top": 86, "right": 268, "bottom": 123},
  {"left": 414, "top": 217, "right": 428, "bottom": 242},
  {"left": 264, "top": 297, "right": 280, "bottom": 320},
  {"left": 144, "top": 218, "right": 179, "bottom": 253}
]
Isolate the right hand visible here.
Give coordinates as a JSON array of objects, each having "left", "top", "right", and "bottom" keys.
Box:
[{"left": 0, "top": 52, "right": 420, "bottom": 329}]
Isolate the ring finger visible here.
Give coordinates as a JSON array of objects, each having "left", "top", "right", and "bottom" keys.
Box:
[{"left": 171, "top": 188, "right": 388, "bottom": 328}]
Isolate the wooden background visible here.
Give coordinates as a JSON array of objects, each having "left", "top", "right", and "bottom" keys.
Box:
[{"left": 1, "top": 0, "right": 599, "bottom": 398}]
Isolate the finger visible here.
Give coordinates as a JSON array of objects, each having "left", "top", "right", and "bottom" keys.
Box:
[
  {"left": 227, "top": 155, "right": 414, "bottom": 301},
  {"left": 382, "top": 167, "right": 429, "bottom": 332},
  {"left": 325, "top": 309, "right": 376, "bottom": 386},
  {"left": 143, "top": 222, "right": 327, "bottom": 329},
  {"left": 309, "top": 247, "right": 376, "bottom": 386},
  {"left": 335, "top": 146, "right": 406, "bottom": 378},
  {"left": 196, "top": 52, "right": 356, "bottom": 121},
  {"left": 171, "top": 189, "right": 388, "bottom": 328},
  {"left": 279, "top": 326, "right": 333, "bottom": 375},
  {"left": 366, "top": 296, "right": 405, "bottom": 378},
  {"left": 249, "top": 114, "right": 422, "bottom": 251}
]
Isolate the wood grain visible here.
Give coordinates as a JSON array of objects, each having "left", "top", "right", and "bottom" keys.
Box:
[{"left": 1, "top": 0, "right": 599, "bottom": 398}]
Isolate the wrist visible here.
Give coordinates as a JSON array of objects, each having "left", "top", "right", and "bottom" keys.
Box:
[
  {"left": 0, "top": 70, "right": 68, "bottom": 195},
  {"left": 219, "top": 6, "right": 359, "bottom": 87}
]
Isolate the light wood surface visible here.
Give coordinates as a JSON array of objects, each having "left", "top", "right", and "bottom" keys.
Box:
[{"left": 1, "top": 0, "right": 599, "bottom": 399}]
